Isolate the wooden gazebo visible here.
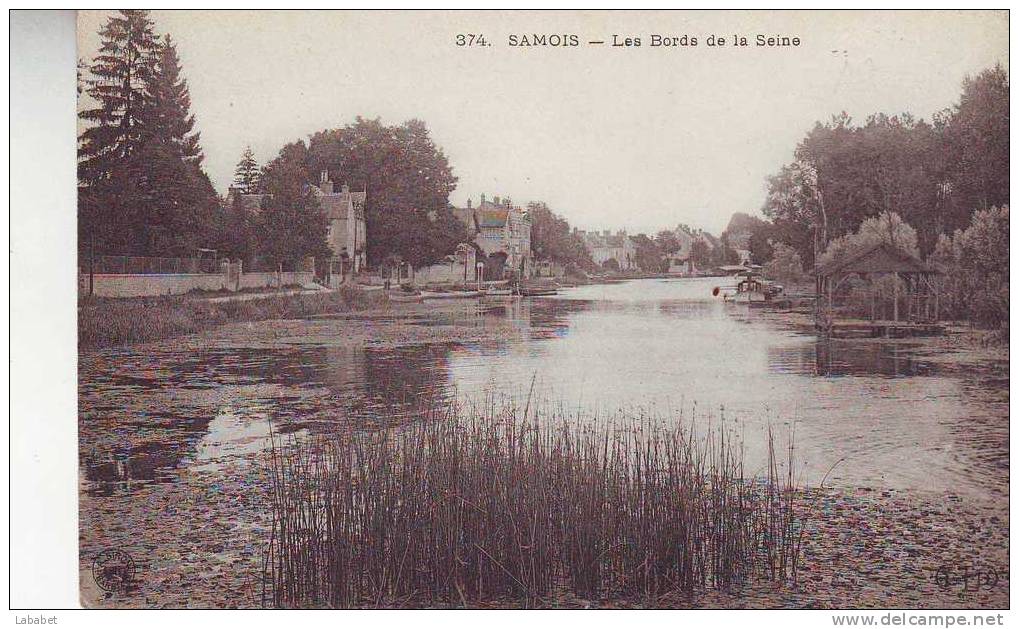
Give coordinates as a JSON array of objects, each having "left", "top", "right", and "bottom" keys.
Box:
[{"left": 814, "top": 241, "right": 942, "bottom": 337}]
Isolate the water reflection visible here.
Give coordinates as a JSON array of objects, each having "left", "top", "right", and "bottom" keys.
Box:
[
  {"left": 79, "top": 278, "right": 1008, "bottom": 500},
  {"left": 768, "top": 342, "right": 931, "bottom": 378}
]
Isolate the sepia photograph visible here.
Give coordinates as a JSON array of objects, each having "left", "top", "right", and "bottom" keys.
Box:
[{"left": 7, "top": 7, "right": 1012, "bottom": 621}]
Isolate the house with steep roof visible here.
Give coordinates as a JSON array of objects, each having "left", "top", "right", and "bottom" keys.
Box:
[
  {"left": 226, "top": 171, "right": 367, "bottom": 281},
  {"left": 666, "top": 225, "right": 697, "bottom": 275},
  {"left": 454, "top": 194, "right": 532, "bottom": 279},
  {"left": 311, "top": 171, "right": 367, "bottom": 275}
]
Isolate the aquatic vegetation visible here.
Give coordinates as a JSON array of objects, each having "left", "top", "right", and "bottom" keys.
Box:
[
  {"left": 78, "top": 287, "right": 388, "bottom": 349},
  {"left": 262, "top": 401, "right": 802, "bottom": 608}
]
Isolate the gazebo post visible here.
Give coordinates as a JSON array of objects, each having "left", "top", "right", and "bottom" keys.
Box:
[{"left": 893, "top": 271, "right": 899, "bottom": 322}]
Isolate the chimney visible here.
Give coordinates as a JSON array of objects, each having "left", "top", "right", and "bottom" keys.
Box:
[
  {"left": 467, "top": 198, "right": 472, "bottom": 209},
  {"left": 504, "top": 197, "right": 511, "bottom": 208},
  {"left": 480, "top": 193, "right": 486, "bottom": 204},
  {"left": 319, "top": 170, "right": 334, "bottom": 194}
]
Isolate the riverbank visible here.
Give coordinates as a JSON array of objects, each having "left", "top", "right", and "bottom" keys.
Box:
[
  {"left": 80, "top": 455, "right": 1008, "bottom": 609},
  {"left": 78, "top": 286, "right": 389, "bottom": 350}
]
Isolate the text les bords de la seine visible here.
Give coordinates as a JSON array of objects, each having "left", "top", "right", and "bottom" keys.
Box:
[{"left": 503, "top": 33, "right": 802, "bottom": 47}]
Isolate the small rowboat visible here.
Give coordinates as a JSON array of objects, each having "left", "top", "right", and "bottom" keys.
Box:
[
  {"left": 421, "top": 290, "right": 484, "bottom": 300},
  {"left": 517, "top": 287, "right": 558, "bottom": 297},
  {"left": 388, "top": 291, "right": 423, "bottom": 303}
]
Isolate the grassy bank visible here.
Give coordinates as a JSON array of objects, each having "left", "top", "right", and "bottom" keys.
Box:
[
  {"left": 263, "top": 402, "right": 802, "bottom": 608},
  {"left": 79, "top": 286, "right": 388, "bottom": 349}
]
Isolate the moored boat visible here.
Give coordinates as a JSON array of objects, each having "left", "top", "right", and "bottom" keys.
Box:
[
  {"left": 517, "top": 287, "right": 558, "bottom": 296},
  {"left": 387, "top": 291, "right": 424, "bottom": 303},
  {"left": 720, "top": 271, "right": 783, "bottom": 304},
  {"left": 421, "top": 289, "right": 484, "bottom": 300}
]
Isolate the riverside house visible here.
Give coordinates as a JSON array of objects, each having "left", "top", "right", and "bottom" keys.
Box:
[
  {"left": 454, "top": 194, "right": 533, "bottom": 279},
  {"left": 578, "top": 229, "right": 637, "bottom": 271},
  {"left": 227, "top": 171, "right": 367, "bottom": 284},
  {"left": 312, "top": 171, "right": 367, "bottom": 277},
  {"left": 666, "top": 224, "right": 697, "bottom": 275}
]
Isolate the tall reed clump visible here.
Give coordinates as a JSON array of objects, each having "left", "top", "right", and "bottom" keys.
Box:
[
  {"left": 78, "top": 286, "right": 387, "bottom": 349},
  {"left": 262, "top": 401, "right": 803, "bottom": 608}
]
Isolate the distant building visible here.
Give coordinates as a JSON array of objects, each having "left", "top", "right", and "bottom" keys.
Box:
[
  {"left": 454, "top": 194, "right": 532, "bottom": 279},
  {"left": 666, "top": 225, "right": 697, "bottom": 275},
  {"left": 311, "top": 171, "right": 367, "bottom": 275},
  {"left": 578, "top": 229, "right": 637, "bottom": 271},
  {"left": 227, "top": 171, "right": 367, "bottom": 280}
]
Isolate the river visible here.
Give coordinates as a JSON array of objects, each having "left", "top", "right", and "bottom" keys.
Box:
[{"left": 78, "top": 277, "right": 1009, "bottom": 607}]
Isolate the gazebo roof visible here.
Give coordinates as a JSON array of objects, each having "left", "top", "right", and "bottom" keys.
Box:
[{"left": 814, "top": 241, "right": 938, "bottom": 279}]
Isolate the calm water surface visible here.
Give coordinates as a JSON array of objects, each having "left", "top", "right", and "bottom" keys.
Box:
[{"left": 79, "top": 278, "right": 1008, "bottom": 500}]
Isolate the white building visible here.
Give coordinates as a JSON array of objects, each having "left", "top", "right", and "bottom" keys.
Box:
[{"left": 578, "top": 230, "right": 637, "bottom": 271}]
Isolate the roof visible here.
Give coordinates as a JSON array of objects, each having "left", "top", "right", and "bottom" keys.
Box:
[
  {"left": 452, "top": 207, "right": 478, "bottom": 231},
  {"left": 698, "top": 232, "right": 720, "bottom": 247},
  {"left": 814, "top": 241, "right": 938, "bottom": 278},
  {"left": 309, "top": 184, "right": 366, "bottom": 220},
  {"left": 478, "top": 208, "right": 509, "bottom": 228},
  {"left": 581, "top": 231, "right": 633, "bottom": 250}
]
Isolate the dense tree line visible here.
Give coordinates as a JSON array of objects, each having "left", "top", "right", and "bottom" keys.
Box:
[
  {"left": 527, "top": 202, "right": 596, "bottom": 273},
  {"left": 226, "top": 118, "right": 471, "bottom": 269},
  {"left": 737, "top": 66, "right": 1007, "bottom": 327},
  {"left": 754, "top": 65, "right": 1007, "bottom": 270},
  {"left": 79, "top": 12, "right": 467, "bottom": 271}
]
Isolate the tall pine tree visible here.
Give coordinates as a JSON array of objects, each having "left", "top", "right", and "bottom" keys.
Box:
[
  {"left": 78, "top": 10, "right": 159, "bottom": 253},
  {"left": 78, "top": 10, "right": 158, "bottom": 185},
  {"left": 233, "top": 146, "right": 260, "bottom": 193},
  {"left": 79, "top": 12, "right": 219, "bottom": 256},
  {"left": 136, "top": 33, "right": 218, "bottom": 255}
]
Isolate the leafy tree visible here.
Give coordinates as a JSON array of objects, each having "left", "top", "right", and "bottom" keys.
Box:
[
  {"left": 930, "top": 206, "right": 1009, "bottom": 328},
  {"left": 211, "top": 197, "right": 255, "bottom": 263},
  {"left": 761, "top": 67, "right": 1008, "bottom": 264},
  {"left": 690, "top": 239, "right": 711, "bottom": 268},
  {"left": 711, "top": 237, "right": 740, "bottom": 266},
  {"left": 654, "top": 230, "right": 680, "bottom": 255},
  {"left": 763, "top": 242, "right": 808, "bottom": 286},
  {"left": 945, "top": 66, "right": 1009, "bottom": 220},
  {"left": 817, "top": 211, "right": 920, "bottom": 268},
  {"left": 253, "top": 143, "right": 331, "bottom": 268},
  {"left": 631, "top": 233, "right": 664, "bottom": 273},
  {"left": 304, "top": 117, "right": 467, "bottom": 267},
  {"left": 233, "top": 146, "right": 260, "bottom": 193},
  {"left": 527, "top": 202, "right": 595, "bottom": 272}
]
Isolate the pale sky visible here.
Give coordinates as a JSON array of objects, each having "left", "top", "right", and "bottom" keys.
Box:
[{"left": 77, "top": 10, "right": 1008, "bottom": 235}]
